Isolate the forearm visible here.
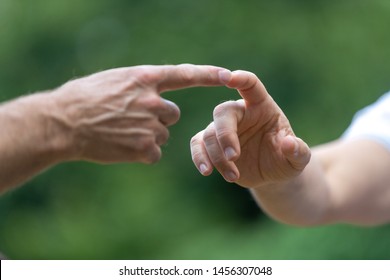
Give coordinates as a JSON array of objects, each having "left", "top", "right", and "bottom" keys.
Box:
[
  {"left": 0, "top": 91, "right": 72, "bottom": 192},
  {"left": 250, "top": 139, "right": 390, "bottom": 226},
  {"left": 249, "top": 152, "right": 335, "bottom": 226}
]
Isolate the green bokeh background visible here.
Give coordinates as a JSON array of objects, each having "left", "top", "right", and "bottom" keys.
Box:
[{"left": 1, "top": 0, "right": 390, "bottom": 259}]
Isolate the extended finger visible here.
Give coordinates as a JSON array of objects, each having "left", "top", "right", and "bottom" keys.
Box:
[
  {"left": 203, "top": 123, "right": 240, "bottom": 183},
  {"left": 213, "top": 100, "right": 245, "bottom": 161},
  {"left": 154, "top": 64, "right": 230, "bottom": 93},
  {"left": 223, "top": 70, "right": 269, "bottom": 105},
  {"left": 190, "top": 130, "right": 213, "bottom": 176}
]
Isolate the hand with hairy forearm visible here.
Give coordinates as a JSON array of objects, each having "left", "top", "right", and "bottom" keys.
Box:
[
  {"left": 190, "top": 70, "right": 390, "bottom": 226},
  {"left": 0, "top": 64, "right": 229, "bottom": 192}
]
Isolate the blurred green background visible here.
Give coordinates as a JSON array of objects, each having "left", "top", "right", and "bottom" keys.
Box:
[{"left": 1, "top": 0, "right": 390, "bottom": 259}]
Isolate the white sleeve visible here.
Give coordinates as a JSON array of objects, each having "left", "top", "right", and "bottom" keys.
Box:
[{"left": 342, "top": 91, "right": 390, "bottom": 151}]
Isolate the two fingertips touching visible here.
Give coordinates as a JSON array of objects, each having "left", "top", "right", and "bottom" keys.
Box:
[{"left": 218, "top": 69, "right": 232, "bottom": 84}]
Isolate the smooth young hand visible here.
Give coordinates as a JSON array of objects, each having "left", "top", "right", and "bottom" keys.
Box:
[{"left": 190, "top": 70, "right": 311, "bottom": 188}]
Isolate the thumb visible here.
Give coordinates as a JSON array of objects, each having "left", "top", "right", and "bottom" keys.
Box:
[{"left": 281, "top": 135, "right": 311, "bottom": 171}]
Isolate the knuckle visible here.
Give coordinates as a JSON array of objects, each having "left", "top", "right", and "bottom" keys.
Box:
[
  {"left": 190, "top": 136, "right": 204, "bottom": 158},
  {"left": 135, "top": 68, "right": 159, "bottom": 85},
  {"left": 213, "top": 103, "right": 226, "bottom": 118},
  {"left": 178, "top": 66, "right": 195, "bottom": 83},
  {"left": 190, "top": 136, "right": 197, "bottom": 147},
  {"left": 190, "top": 131, "right": 203, "bottom": 147},
  {"left": 213, "top": 101, "right": 236, "bottom": 118},
  {"left": 140, "top": 95, "right": 164, "bottom": 110},
  {"left": 202, "top": 127, "right": 216, "bottom": 143},
  {"left": 216, "top": 128, "right": 234, "bottom": 140},
  {"left": 209, "top": 153, "right": 225, "bottom": 165}
]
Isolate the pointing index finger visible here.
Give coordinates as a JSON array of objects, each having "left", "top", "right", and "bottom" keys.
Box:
[
  {"left": 156, "top": 64, "right": 230, "bottom": 93},
  {"left": 223, "top": 70, "right": 269, "bottom": 105}
]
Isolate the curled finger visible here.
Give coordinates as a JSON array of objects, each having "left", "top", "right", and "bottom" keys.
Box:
[
  {"left": 158, "top": 98, "right": 181, "bottom": 126},
  {"left": 190, "top": 130, "right": 213, "bottom": 176},
  {"left": 203, "top": 123, "right": 240, "bottom": 182},
  {"left": 213, "top": 100, "right": 245, "bottom": 161}
]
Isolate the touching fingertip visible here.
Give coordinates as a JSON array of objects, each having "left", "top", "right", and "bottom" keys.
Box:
[{"left": 218, "top": 70, "right": 232, "bottom": 84}]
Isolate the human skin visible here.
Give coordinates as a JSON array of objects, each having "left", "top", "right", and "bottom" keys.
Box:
[
  {"left": 191, "top": 70, "right": 390, "bottom": 226},
  {"left": 0, "top": 64, "right": 230, "bottom": 192}
]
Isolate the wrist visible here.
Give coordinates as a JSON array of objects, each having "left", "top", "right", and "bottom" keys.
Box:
[{"left": 33, "top": 90, "right": 77, "bottom": 162}]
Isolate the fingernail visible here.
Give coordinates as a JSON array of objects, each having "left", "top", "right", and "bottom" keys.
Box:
[
  {"left": 224, "top": 147, "right": 236, "bottom": 160},
  {"left": 218, "top": 70, "right": 232, "bottom": 84},
  {"left": 199, "top": 163, "right": 208, "bottom": 174},
  {"left": 224, "top": 171, "right": 237, "bottom": 182}
]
